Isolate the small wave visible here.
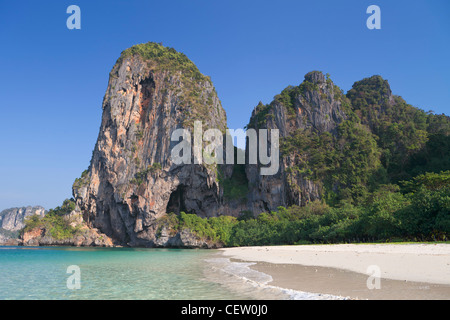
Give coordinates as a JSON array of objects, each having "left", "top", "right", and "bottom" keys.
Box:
[{"left": 204, "top": 257, "right": 348, "bottom": 300}]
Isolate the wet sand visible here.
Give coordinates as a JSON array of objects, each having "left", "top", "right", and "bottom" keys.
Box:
[
  {"left": 221, "top": 244, "right": 450, "bottom": 300},
  {"left": 251, "top": 262, "right": 450, "bottom": 300}
]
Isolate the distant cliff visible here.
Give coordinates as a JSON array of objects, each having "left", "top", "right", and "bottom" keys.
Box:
[
  {"left": 15, "top": 199, "right": 114, "bottom": 247},
  {"left": 0, "top": 206, "right": 46, "bottom": 231},
  {"left": 0, "top": 206, "right": 46, "bottom": 244}
]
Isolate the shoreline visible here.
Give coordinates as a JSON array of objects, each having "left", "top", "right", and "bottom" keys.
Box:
[{"left": 220, "top": 243, "right": 450, "bottom": 300}]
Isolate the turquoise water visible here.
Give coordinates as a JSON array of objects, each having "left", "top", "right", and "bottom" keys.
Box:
[{"left": 0, "top": 246, "right": 253, "bottom": 300}]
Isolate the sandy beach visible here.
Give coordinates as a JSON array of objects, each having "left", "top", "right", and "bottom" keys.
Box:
[{"left": 220, "top": 244, "right": 450, "bottom": 300}]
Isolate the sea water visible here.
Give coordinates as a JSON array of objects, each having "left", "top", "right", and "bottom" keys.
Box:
[
  {"left": 0, "top": 246, "right": 251, "bottom": 300},
  {"left": 0, "top": 246, "right": 342, "bottom": 300}
]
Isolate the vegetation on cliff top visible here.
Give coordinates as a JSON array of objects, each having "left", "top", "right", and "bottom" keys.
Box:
[
  {"left": 73, "top": 169, "right": 90, "bottom": 190},
  {"left": 22, "top": 199, "right": 79, "bottom": 240},
  {"left": 116, "top": 42, "right": 210, "bottom": 83},
  {"left": 234, "top": 72, "right": 449, "bottom": 245},
  {"left": 258, "top": 72, "right": 450, "bottom": 206},
  {"left": 247, "top": 71, "right": 350, "bottom": 129},
  {"left": 347, "top": 75, "right": 432, "bottom": 182},
  {"left": 114, "top": 42, "right": 225, "bottom": 132}
]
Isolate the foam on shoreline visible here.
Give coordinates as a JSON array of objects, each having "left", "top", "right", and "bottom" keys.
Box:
[
  {"left": 219, "top": 244, "right": 450, "bottom": 285},
  {"left": 203, "top": 257, "right": 348, "bottom": 300}
]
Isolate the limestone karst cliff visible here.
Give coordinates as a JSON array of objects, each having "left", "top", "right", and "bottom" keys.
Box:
[
  {"left": 0, "top": 206, "right": 46, "bottom": 244},
  {"left": 245, "top": 71, "right": 349, "bottom": 212},
  {"left": 71, "top": 43, "right": 353, "bottom": 247},
  {"left": 73, "top": 43, "right": 231, "bottom": 247},
  {"left": 0, "top": 206, "right": 46, "bottom": 231},
  {"left": 66, "top": 42, "right": 449, "bottom": 248}
]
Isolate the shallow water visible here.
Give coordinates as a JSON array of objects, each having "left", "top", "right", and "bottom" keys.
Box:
[
  {"left": 0, "top": 246, "right": 348, "bottom": 300},
  {"left": 0, "top": 246, "right": 255, "bottom": 300}
]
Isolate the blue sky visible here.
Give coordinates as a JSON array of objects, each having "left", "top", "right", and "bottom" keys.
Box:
[{"left": 0, "top": 0, "right": 449, "bottom": 210}]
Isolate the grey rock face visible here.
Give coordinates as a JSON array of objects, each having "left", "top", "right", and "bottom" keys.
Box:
[
  {"left": 72, "top": 44, "right": 352, "bottom": 247},
  {"left": 153, "top": 227, "right": 220, "bottom": 248},
  {"left": 0, "top": 206, "right": 46, "bottom": 244},
  {"left": 0, "top": 206, "right": 46, "bottom": 231},
  {"left": 245, "top": 71, "right": 348, "bottom": 212},
  {"left": 73, "top": 44, "right": 229, "bottom": 247}
]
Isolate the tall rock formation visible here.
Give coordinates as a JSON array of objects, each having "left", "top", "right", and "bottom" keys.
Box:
[
  {"left": 72, "top": 42, "right": 436, "bottom": 248},
  {"left": 73, "top": 43, "right": 229, "bottom": 246},
  {"left": 245, "top": 71, "right": 349, "bottom": 212}
]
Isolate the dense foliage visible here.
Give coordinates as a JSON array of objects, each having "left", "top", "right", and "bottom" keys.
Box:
[
  {"left": 166, "top": 171, "right": 449, "bottom": 246},
  {"left": 156, "top": 212, "right": 238, "bottom": 245},
  {"left": 210, "top": 74, "right": 449, "bottom": 246},
  {"left": 55, "top": 71, "right": 450, "bottom": 246},
  {"left": 117, "top": 42, "right": 208, "bottom": 83},
  {"left": 278, "top": 74, "right": 450, "bottom": 206},
  {"left": 22, "top": 199, "right": 79, "bottom": 240},
  {"left": 346, "top": 76, "right": 448, "bottom": 182},
  {"left": 281, "top": 120, "right": 383, "bottom": 204}
]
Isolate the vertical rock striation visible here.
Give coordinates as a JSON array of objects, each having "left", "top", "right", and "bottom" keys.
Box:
[
  {"left": 72, "top": 43, "right": 386, "bottom": 247},
  {"left": 245, "top": 71, "right": 348, "bottom": 213},
  {"left": 73, "top": 43, "right": 228, "bottom": 246},
  {"left": 0, "top": 206, "right": 46, "bottom": 232},
  {"left": 0, "top": 206, "right": 46, "bottom": 245}
]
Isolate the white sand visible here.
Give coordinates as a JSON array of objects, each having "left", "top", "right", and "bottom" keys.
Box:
[{"left": 221, "top": 244, "right": 450, "bottom": 285}]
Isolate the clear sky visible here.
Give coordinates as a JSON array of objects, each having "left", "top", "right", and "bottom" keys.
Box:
[{"left": 0, "top": 0, "right": 449, "bottom": 210}]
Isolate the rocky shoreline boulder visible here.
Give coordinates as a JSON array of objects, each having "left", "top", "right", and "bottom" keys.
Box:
[{"left": 19, "top": 208, "right": 115, "bottom": 247}]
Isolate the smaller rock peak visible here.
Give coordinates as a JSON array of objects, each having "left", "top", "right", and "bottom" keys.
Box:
[
  {"left": 349, "top": 75, "right": 393, "bottom": 102},
  {"left": 304, "top": 71, "right": 325, "bottom": 84}
]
